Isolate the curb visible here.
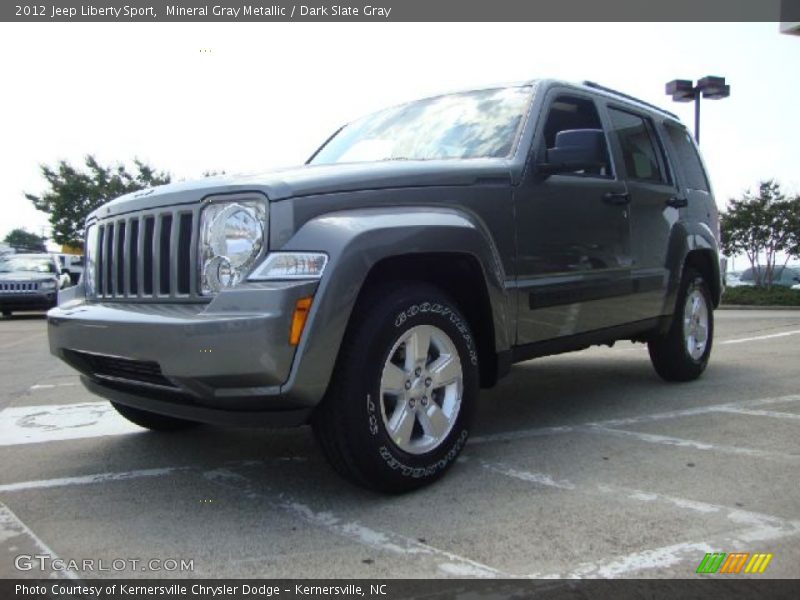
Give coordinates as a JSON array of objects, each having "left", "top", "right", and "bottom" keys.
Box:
[{"left": 718, "top": 305, "right": 800, "bottom": 311}]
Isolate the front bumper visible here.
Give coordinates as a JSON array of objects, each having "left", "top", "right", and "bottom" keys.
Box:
[
  {"left": 1, "top": 291, "right": 57, "bottom": 312},
  {"left": 48, "top": 281, "right": 319, "bottom": 425}
]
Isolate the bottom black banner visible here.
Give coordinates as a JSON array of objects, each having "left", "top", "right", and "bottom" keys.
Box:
[{"left": 3, "top": 579, "right": 800, "bottom": 600}]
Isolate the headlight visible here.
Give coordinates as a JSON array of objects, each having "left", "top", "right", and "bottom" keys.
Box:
[
  {"left": 199, "top": 199, "right": 267, "bottom": 295},
  {"left": 248, "top": 253, "right": 328, "bottom": 281},
  {"left": 40, "top": 280, "right": 57, "bottom": 291},
  {"left": 84, "top": 224, "right": 97, "bottom": 296}
]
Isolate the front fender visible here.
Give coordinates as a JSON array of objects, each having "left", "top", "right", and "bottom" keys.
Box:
[{"left": 277, "top": 206, "right": 510, "bottom": 406}]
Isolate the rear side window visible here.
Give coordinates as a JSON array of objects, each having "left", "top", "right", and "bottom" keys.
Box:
[
  {"left": 608, "top": 108, "right": 666, "bottom": 183},
  {"left": 664, "top": 122, "right": 710, "bottom": 192}
]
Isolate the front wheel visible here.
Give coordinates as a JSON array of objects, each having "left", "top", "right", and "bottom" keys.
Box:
[
  {"left": 648, "top": 268, "right": 714, "bottom": 382},
  {"left": 312, "top": 282, "right": 479, "bottom": 493},
  {"left": 111, "top": 401, "right": 199, "bottom": 431}
]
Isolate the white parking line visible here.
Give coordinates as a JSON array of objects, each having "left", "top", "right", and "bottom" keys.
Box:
[
  {"left": 0, "top": 402, "right": 142, "bottom": 446},
  {"left": 204, "top": 468, "right": 507, "bottom": 578},
  {"left": 30, "top": 383, "right": 79, "bottom": 390},
  {"left": 0, "top": 460, "right": 301, "bottom": 494},
  {"left": 0, "top": 467, "right": 189, "bottom": 493},
  {"left": 471, "top": 394, "right": 800, "bottom": 446},
  {"left": 713, "top": 407, "right": 800, "bottom": 421},
  {"left": 719, "top": 329, "right": 800, "bottom": 345},
  {"left": 482, "top": 462, "right": 575, "bottom": 489},
  {"left": 584, "top": 426, "right": 800, "bottom": 463},
  {"left": 0, "top": 502, "right": 79, "bottom": 580},
  {"left": 586, "top": 394, "right": 800, "bottom": 428}
]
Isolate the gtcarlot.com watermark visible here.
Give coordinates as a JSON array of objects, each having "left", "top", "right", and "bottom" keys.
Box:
[{"left": 15, "top": 553, "right": 194, "bottom": 573}]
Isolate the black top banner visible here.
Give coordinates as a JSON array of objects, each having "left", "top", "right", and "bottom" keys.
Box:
[{"left": 3, "top": 0, "right": 800, "bottom": 22}]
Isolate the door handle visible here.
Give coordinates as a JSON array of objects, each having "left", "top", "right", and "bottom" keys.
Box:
[
  {"left": 666, "top": 195, "right": 688, "bottom": 208},
  {"left": 602, "top": 191, "right": 631, "bottom": 206}
]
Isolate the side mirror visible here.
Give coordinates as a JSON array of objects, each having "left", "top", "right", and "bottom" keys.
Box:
[{"left": 538, "top": 129, "right": 607, "bottom": 175}]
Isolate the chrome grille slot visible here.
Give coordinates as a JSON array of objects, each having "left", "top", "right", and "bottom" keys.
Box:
[
  {"left": 0, "top": 282, "right": 39, "bottom": 292},
  {"left": 92, "top": 206, "right": 199, "bottom": 301}
]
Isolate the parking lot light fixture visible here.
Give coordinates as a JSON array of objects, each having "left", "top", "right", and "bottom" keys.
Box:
[{"left": 666, "top": 76, "right": 730, "bottom": 143}]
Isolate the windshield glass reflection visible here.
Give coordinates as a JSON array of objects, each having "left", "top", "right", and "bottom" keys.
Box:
[{"left": 310, "top": 86, "right": 532, "bottom": 164}]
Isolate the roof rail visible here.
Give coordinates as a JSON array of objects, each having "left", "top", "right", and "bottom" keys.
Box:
[{"left": 582, "top": 81, "right": 679, "bottom": 119}]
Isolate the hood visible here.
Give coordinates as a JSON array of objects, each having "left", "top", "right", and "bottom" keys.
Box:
[
  {"left": 90, "top": 159, "right": 514, "bottom": 220},
  {"left": 0, "top": 271, "right": 57, "bottom": 282}
]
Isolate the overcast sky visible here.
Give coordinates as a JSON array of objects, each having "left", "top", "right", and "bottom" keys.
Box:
[{"left": 1, "top": 22, "right": 798, "bottom": 247}]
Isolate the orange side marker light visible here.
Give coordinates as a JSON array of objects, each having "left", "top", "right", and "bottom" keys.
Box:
[{"left": 289, "top": 297, "right": 313, "bottom": 346}]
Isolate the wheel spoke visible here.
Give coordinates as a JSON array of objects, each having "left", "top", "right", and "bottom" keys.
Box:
[
  {"left": 691, "top": 294, "right": 701, "bottom": 317},
  {"left": 429, "top": 354, "right": 461, "bottom": 388},
  {"left": 387, "top": 404, "right": 416, "bottom": 446},
  {"left": 381, "top": 362, "right": 407, "bottom": 395},
  {"left": 405, "top": 328, "right": 432, "bottom": 370},
  {"left": 418, "top": 403, "right": 450, "bottom": 440}
]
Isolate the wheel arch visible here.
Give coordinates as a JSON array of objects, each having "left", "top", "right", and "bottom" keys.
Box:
[
  {"left": 354, "top": 253, "right": 501, "bottom": 388},
  {"left": 277, "top": 206, "right": 513, "bottom": 406},
  {"left": 664, "top": 221, "right": 723, "bottom": 316}
]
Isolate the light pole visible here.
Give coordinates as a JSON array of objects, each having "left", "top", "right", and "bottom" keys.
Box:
[{"left": 665, "top": 76, "right": 730, "bottom": 143}]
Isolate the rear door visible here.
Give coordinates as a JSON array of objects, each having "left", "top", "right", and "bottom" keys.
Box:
[{"left": 604, "top": 105, "right": 678, "bottom": 320}]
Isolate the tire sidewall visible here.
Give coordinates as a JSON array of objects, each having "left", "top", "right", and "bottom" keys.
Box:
[{"left": 342, "top": 290, "right": 479, "bottom": 488}]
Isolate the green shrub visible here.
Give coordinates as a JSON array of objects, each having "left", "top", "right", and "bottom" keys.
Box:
[{"left": 722, "top": 286, "right": 800, "bottom": 306}]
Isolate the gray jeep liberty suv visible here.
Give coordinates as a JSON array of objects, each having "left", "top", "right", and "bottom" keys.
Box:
[{"left": 48, "top": 80, "right": 722, "bottom": 492}]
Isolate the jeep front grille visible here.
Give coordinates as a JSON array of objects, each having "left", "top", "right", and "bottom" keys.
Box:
[
  {"left": 91, "top": 207, "right": 198, "bottom": 300},
  {"left": 0, "top": 281, "right": 39, "bottom": 292}
]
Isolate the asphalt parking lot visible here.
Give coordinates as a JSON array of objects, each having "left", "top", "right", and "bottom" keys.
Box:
[{"left": 1, "top": 309, "right": 798, "bottom": 580}]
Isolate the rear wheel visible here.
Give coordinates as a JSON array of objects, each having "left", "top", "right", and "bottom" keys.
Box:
[
  {"left": 111, "top": 401, "right": 198, "bottom": 431},
  {"left": 312, "top": 282, "right": 478, "bottom": 493},
  {"left": 648, "top": 268, "right": 714, "bottom": 381}
]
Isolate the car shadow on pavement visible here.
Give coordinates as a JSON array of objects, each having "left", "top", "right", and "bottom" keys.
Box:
[{"left": 57, "top": 352, "right": 757, "bottom": 506}]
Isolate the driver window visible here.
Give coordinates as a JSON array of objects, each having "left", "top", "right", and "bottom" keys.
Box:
[{"left": 541, "top": 95, "right": 612, "bottom": 177}]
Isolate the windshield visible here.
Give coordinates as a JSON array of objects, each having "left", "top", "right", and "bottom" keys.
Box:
[
  {"left": 310, "top": 86, "right": 532, "bottom": 164},
  {"left": 0, "top": 256, "right": 56, "bottom": 274}
]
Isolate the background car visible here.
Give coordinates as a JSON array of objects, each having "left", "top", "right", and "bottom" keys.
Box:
[
  {"left": 739, "top": 266, "right": 800, "bottom": 288},
  {"left": 725, "top": 270, "right": 746, "bottom": 287},
  {"left": 0, "top": 253, "right": 63, "bottom": 316}
]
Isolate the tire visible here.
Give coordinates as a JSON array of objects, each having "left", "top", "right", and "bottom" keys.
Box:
[
  {"left": 648, "top": 268, "right": 714, "bottom": 382},
  {"left": 312, "top": 282, "right": 479, "bottom": 493},
  {"left": 2, "top": 310, "right": 10, "bottom": 317},
  {"left": 111, "top": 401, "right": 198, "bottom": 431}
]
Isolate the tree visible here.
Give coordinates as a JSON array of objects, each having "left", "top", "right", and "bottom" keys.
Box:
[
  {"left": 3, "top": 228, "right": 47, "bottom": 252},
  {"left": 720, "top": 180, "right": 799, "bottom": 288},
  {"left": 25, "top": 156, "right": 171, "bottom": 250}
]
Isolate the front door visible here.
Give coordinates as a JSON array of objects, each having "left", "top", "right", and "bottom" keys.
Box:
[{"left": 515, "top": 92, "right": 632, "bottom": 345}]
